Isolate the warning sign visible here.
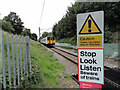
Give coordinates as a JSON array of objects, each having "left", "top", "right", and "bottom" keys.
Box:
[
  {"left": 78, "top": 48, "right": 104, "bottom": 85},
  {"left": 79, "top": 14, "right": 102, "bottom": 34},
  {"left": 77, "top": 11, "right": 104, "bottom": 48},
  {"left": 78, "top": 36, "right": 102, "bottom": 47}
]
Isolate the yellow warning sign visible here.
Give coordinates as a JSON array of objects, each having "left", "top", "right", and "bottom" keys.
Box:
[
  {"left": 79, "top": 14, "right": 102, "bottom": 34},
  {"left": 78, "top": 36, "right": 102, "bottom": 47}
]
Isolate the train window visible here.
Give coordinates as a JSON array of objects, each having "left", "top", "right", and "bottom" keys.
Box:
[
  {"left": 53, "top": 37, "right": 55, "bottom": 40},
  {"left": 47, "top": 37, "right": 50, "bottom": 40},
  {"left": 51, "top": 37, "right": 53, "bottom": 40}
]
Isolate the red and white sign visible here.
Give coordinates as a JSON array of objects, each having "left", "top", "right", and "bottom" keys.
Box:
[
  {"left": 78, "top": 48, "right": 104, "bottom": 85},
  {"left": 80, "top": 82, "right": 102, "bottom": 89}
]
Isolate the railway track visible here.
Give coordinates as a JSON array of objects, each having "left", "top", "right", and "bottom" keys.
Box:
[{"left": 49, "top": 46, "right": 120, "bottom": 88}]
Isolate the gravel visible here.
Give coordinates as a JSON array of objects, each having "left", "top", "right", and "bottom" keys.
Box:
[{"left": 53, "top": 49, "right": 79, "bottom": 88}]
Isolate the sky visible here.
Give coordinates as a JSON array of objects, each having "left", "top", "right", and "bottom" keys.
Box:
[{"left": 0, "top": 0, "right": 75, "bottom": 37}]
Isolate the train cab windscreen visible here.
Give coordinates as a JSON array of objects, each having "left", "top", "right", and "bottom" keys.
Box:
[{"left": 47, "top": 37, "right": 50, "bottom": 40}]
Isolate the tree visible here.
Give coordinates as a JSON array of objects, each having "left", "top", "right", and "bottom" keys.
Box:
[
  {"left": 48, "top": 32, "right": 52, "bottom": 36},
  {"left": 52, "top": 2, "right": 120, "bottom": 43},
  {"left": 3, "top": 12, "right": 24, "bottom": 34},
  {"left": 52, "top": 23, "right": 57, "bottom": 38},
  {"left": 41, "top": 32, "right": 49, "bottom": 38},
  {"left": 22, "top": 28, "right": 31, "bottom": 37},
  {"left": 1, "top": 20, "right": 15, "bottom": 33},
  {"left": 31, "top": 33, "right": 37, "bottom": 41}
]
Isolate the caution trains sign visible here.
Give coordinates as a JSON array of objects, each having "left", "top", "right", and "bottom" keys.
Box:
[{"left": 77, "top": 11, "right": 104, "bottom": 48}]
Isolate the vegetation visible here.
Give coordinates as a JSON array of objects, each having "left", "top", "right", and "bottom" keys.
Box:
[
  {"left": 31, "top": 33, "right": 37, "bottom": 41},
  {"left": 22, "top": 41, "right": 65, "bottom": 88},
  {"left": 3, "top": 12, "right": 24, "bottom": 34},
  {"left": 57, "top": 37, "right": 77, "bottom": 46},
  {"left": 21, "top": 28, "right": 31, "bottom": 37},
  {"left": 1, "top": 12, "right": 37, "bottom": 41},
  {"left": 41, "top": 32, "right": 52, "bottom": 39},
  {"left": 20, "top": 40, "right": 65, "bottom": 88},
  {"left": 52, "top": 2, "right": 120, "bottom": 44},
  {"left": 57, "top": 46, "right": 77, "bottom": 53},
  {"left": 1, "top": 20, "right": 15, "bottom": 33}
]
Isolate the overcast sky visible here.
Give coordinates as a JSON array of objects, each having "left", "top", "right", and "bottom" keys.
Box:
[{"left": 0, "top": 0, "right": 75, "bottom": 37}]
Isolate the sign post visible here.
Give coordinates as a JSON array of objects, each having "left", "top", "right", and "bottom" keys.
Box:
[{"left": 77, "top": 11, "right": 104, "bottom": 89}]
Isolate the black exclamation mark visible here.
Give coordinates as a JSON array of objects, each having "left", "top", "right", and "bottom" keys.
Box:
[{"left": 88, "top": 20, "right": 92, "bottom": 32}]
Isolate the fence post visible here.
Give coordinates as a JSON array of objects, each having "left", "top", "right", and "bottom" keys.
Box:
[
  {"left": 27, "top": 36, "right": 31, "bottom": 73},
  {"left": 6, "top": 33, "right": 11, "bottom": 87},
  {"left": 19, "top": 35, "right": 22, "bottom": 77},
  {"left": 1, "top": 32, "right": 6, "bottom": 88},
  {"left": 11, "top": 34, "right": 16, "bottom": 87},
  {"left": 0, "top": 19, "right": 2, "bottom": 90},
  {"left": 0, "top": 31, "right": 3, "bottom": 89},
  {"left": 22, "top": 36, "right": 25, "bottom": 74},
  {"left": 25, "top": 36, "right": 28, "bottom": 74},
  {"left": 25, "top": 36, "right": 31, "bottom": 73},
  {"left": 15, "top": 35, "right": 20, "bottom": 86}
]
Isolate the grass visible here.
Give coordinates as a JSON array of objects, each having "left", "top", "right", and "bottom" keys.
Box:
[
  {"left": 57, "top": 37, "right": 77, "bottom": 46},
  {"left": 58, "top": 46, "right": 77, "bottom": 53},
  {"left": 27, "top": 41, "right": 65, "bottom": 88}
]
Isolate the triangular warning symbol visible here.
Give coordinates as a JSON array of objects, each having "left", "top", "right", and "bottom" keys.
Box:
[{"left": 79, "top": 14, "right": 102, "bottom": 34}]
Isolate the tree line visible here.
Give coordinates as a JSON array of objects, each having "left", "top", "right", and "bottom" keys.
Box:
[
  {"left": 1, "top": 12, "right": 37, "bottom": 41},
  {"left": 52, "top": 2, "right": 120, "bottom": 44}
]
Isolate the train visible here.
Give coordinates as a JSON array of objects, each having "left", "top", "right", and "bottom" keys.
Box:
[{"left": 41, "top": 36, "right": 56, "bottom": 46}]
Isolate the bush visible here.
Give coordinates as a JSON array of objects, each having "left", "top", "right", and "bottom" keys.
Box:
[
  {"left": 104, "top": 31, "right": 113, "bottom": 43},
  {"left": 1, "top": 20, "right": 15, "bottom": 33}
]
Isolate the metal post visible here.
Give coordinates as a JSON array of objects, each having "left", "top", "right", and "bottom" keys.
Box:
[
  {"left": 15, "top": 35, "right": 20, "bottom": 85},
  {"left": 6, "top": 33, "right": 11, "bottom": 87},
  {"left": 11, "top": 34, "right": 16, "bottom": 87},
  {"left": 25, "top": 36, "right": 28, "bottom": 74},
  {"left": 19, "top": 35, "right": 22, "bottom": 77},
  {"left": 1, "top": 32, "right": 6, "bottom": 88},
  {"left": 27, "top": 36, "right": 31, "bottom": 72},
  {"left": 39, "top": 27, "right": 40, "bottom": 42},
  {"left": 22, "top": 36, "right": 25, "bottom": 74}
]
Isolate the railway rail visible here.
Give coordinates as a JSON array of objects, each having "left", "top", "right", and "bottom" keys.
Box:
[{"left": 43, "top": 44, "right": 120, "bottom": 88}]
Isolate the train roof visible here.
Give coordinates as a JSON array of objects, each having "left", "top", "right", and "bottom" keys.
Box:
[
  {"left": 41, "top": 36, "right": 55, "bottom": 40},
  {"left": 46, "top": 35, "right": 54, "bottom": 37}
]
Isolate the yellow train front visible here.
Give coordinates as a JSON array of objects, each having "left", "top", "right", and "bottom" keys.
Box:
[{"left": 41, "top": 36, "right": 55, "bottom": 46}]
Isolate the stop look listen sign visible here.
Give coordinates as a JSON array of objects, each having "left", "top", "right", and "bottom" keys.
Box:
[{"left": 78, "top": 48, "right": 104, "bottom": 85}]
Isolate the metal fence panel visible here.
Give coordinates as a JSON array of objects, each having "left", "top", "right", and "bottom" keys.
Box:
[{"left": 0, "top": 32, "right": 31, "bottom": 88}]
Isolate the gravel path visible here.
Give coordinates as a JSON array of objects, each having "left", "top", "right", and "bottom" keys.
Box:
[{"left": 53, "top": 49, "right": 79, "bottom": 88}]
